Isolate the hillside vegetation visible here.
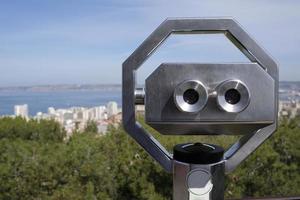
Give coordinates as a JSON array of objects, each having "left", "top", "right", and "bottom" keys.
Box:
[{"left": 0, "top": 117, "right": 299, "bottom": 199}]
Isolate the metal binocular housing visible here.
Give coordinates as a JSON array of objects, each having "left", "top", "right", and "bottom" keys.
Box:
[
  {"left": 123, "top": 17, "right": 278, "bottom": 173},
  {"left": 145, "top": 62, "right": 275, "bottom": 135}
]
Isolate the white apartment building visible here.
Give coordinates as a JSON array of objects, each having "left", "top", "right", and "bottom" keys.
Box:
[
  {"left": 107, "top": 101, "right": 118, "bottom": 118},
  {"left": 278, "top": 100, "right": 300, "bottom": 118},
  {"left": 48, "top": 107, "right": 56, "bottom": 115},
  {"left": 21, "top": 103, "right": 121, "bottom": 136},
  {"left": 95, "top": 106, "right": 107, "bottom": 120},
  {"left": 14, "top": 104, "right": 29, "bottom": 118},
  {"left": 35, "top": 112, "right": 50, "bottom": 120},
  {"left": 82, "top": 108, "right": 94, "bottom": 121}
]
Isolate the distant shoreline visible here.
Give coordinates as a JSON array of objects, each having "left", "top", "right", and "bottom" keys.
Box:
[
  {"left": 0, "top": 84, "right": 122, "bottom": 92},
  {"left": 0, "top": 81, "right": 299, "bottom": 92}
]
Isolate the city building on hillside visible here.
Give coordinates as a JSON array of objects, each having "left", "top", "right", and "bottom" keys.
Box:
[
  {"left": 95, "top": 106, "right": 107, "bottom": 120},
  {"left": 136, "top": 105, "right": 145, "bottom": 114},
  {"left": 35, "top": 112, "right": 50, "bottom": 120},
  {"left": 278, "top": 100, "right": 300, "bottom": 118},
  {"left": 107, "top": 101, "right": 118, "bottom": 118},
  {"left": 14, "top": 104, "right": 29, "bottom": 119},
  {"left": 12, "top": 102, "right": 122, "bottom": 138},
  {"left": 97, "top": 122, "right": 109, "bottom": 134},
  {"left": 48, "top": 107, "right": 55, "bottom": 115},
  {"left": 82, "top": 108, "right": 94, "bottom": 121}
]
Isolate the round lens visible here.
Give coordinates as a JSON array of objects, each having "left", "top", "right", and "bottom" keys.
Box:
[
  {"left": 225, "top": 89, "right": 241, "bottom": 105},
  {"left": 183, "top": 89, "right": 199, "bottom": 105}
]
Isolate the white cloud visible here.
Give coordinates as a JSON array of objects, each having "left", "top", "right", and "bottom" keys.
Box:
[{"left": 0, "top": 0, "right": 299, "bottom": 85}]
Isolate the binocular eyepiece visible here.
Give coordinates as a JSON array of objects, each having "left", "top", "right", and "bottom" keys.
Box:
[
  {"left": 123, "top": 18, "right": 278, "bottom": 190},
  {"left": 174, "top": 80, "right": 208, "bottom": 113},
  {"left": 216, "top": 80, "right": 250, "bottom": 113},
  {"left": 144, "top": 63, "right": 275, "bottom": 135},
  {"left": 174, "top": 79, "right": 250, "bottom": 113}
]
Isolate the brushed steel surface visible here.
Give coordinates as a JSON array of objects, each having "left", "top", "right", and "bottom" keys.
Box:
[
  {"left": 122, "top": 18, "right": 278, "bottom": 174},
  {"left": 174, "top": 80, "right": 208, "bottom": 113},
  {"left": 173, "top": 160, "right": 225, "bottom": 200},
  {"left": 134, "top": 88, "right": 145, "bottom": 105},
  {"left": 145, "top": 63, "right": 275, "bottom": 135},
  {"left": 216, "top": 80, "right": 250, "bottom": 113}
]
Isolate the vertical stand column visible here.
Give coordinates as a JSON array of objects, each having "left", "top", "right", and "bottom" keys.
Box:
[{"left": 173, "top": 143, "right": 225, "bottom": 200}]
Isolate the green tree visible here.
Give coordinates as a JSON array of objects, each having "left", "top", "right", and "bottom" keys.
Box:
[
  {"left": 0, "top": 117, "right": 65, "bottom": 142},
  {"left": 0, "top": 117, "right": 299, "bottom": 199},
  {"left": 84, "top": 121, "right": 98, "bottom": 134}
]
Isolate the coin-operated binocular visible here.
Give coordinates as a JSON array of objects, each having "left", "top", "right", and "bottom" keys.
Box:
[{"left": 123, "top": 18, "right": 278, "bottom": 200}]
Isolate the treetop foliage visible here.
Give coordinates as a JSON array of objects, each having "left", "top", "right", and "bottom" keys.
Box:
[{"left": 0, "top": 117, "right": 299, "bottom": 199}]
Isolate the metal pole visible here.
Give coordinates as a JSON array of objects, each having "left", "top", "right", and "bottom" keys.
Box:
[{"left": 173, "top": 143, "right": 225, "bottom": 200}]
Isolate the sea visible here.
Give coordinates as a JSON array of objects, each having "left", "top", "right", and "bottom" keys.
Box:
[
  {"left": 0, "top": 89, "right": 122, "bottom": 116},
  {"left": 0, "top": 87, "right": 297, "bottom": 117}
]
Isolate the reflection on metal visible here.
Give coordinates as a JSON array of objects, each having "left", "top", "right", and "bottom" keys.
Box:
[
  {"left": 174, "top": 80, "right": 208, "bottom": 113},
  {"left": 216, "top": 80, "right": 250, "bottom": 113},
  {"left": 122, "top": 18, "right": 278, "bottom": 200},
  {"left": 134, "top": 88, "right": 145, "bottom": 105},
  {"left": 173, "top": 160, "right": 224, "bottom": 200},
  {"left": 145, "top": 63, "right": 274, "bottom": 135}
]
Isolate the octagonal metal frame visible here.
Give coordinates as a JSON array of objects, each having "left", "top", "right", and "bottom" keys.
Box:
[{"left": 122, "top": 18, "right": 278, "bottom": 173}]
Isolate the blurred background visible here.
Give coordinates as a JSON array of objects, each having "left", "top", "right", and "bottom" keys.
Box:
[{"left": 0, "top": 1, "right": 299, "bottom": 199}]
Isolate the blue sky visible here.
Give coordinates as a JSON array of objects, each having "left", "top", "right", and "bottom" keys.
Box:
[{"left": 0, "top": 0, "right": 299, "bottom": 86}]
